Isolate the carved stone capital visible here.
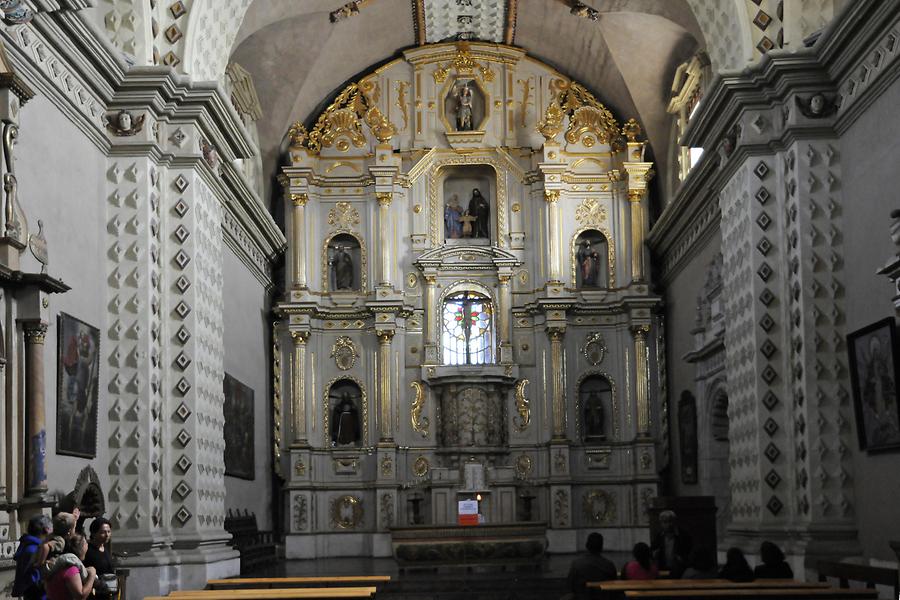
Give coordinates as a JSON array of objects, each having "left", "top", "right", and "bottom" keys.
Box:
[
  {"left": 376, "top": 192, "right": 393, "bottom": 207},
  {"left": 627, "top": 189, "right": 646, "bottom": 203},
  {"left": 290, "top": 330, "right": 310, "bottom": 344},
  {"left": 544, "top": 189, "right": 560, "bottom": 203},
  {"left": 22, "top": 321, "right": 48, "bottom": 344},
  {"left": 547, "top": 326, "right": 566, "bottom": 341},
  {"left": 631, "top": 324, "right": 650, "bottom": 338},
  {"left": 291, "top": 193, "right": 309, "bottom": 207},
  {"left": 376, "top": 329, "right": 395, "bottom": 343}
]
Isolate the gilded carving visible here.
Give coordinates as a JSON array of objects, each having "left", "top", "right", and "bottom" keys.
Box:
[
  {"left": 396, "top": 81, "right": 410, "bottom": 131},
  {"left": 517, "top": 77, "right": 533, "bottom": 129},
  {"left": 321, "top": 108, "right": 366, "bottom": 150},
  {"left": 327, "top": 202, "right": 361, "bottom": 229},
  {"left": 294, "top": 457, "right": 306, "bottom": 476},
  {"left": 298, "top": 79, "right": 397, "bottom": 154},
  {"left": 330, "top": 336, "right": 358, "bottom": 370},
  {"left": 380, "top": 493, "right": 394, "bottom": 528},
  {"left": 515, "top": 454, "right": 533, "bottom": 479},
  {"left": 543, "top": 78, "right": 620, "bottom": 146},
  {"left": 410, "top": 380, "right": 430, "bottom": 437},
  {"left": 553, "top": 489, "right": 569, "bottom": 527},
  {"left": 272, "top": 323, "right": 283, "bottom": 478},
  {"left": 582, "top": 333, "right": 606, "bottom": 366},
  {"left": 412, "top": 455, "right": 430, "bottom": 477},
  {"left": 566, "top": 106, "right": 612, "bottom": 146},
  {"left": 380, "top": 454, "right": 393, "bottom": 476},
  {"left": 293, "top": 494, "right": 308, "bottom": 531},
  {"left": 575, "top": 198, "right": 607, "bottom": 226},
  {"left": 537, "top": 100, "right": 564, "bottom": 140},
  {"left": 622, "top": 118, "right": 642, "bottom": 142},
  {"left": 330, "top": 495, "right": 363, "bottom": 529},
  {"left": 583, "top": 489, "right": 616, "bottom": 524},
  {"left": 287, "top": 121, "right": 308, "bottom": 148},
  {"left": 513, "top": 379, "right": 531, "bottom": 431}
]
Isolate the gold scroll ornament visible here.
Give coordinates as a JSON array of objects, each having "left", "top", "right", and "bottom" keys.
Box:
[
  {"left": 513, "top": 378, "right": 531, "bottom": 431},
  {"left": 410, "top": 380, "right": 429, "bottom": 437}
]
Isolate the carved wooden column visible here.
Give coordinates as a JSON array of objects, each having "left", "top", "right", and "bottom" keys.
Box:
[
  {"left": 497, "top": 273, "right": 513, "bottom": 364},
  {"left": 377, "top": 329, "right": 395, "bottom": 443},
  {"left": 548, "top": 326, "right": 567, "bottom": 440},
  {"left": 622, "top": 122, "right": 654, "bottom": 285},
  {"left": 290, "top": 193, "right": 308, "bottom": 289},
  {"left": 290, "top": 330, "right": 309, "bottom": 447},
  {"left": 632, "top": 324, "right": 651, "bottom": 437},
  {"left": 376, "top": 192, "right": 392, "bottom": 287},
  {"left": 22, "top": 320, "right": 47, "bottom": 497},
  {"left": 423, "top": 274, "right": 438, "bottom": 364},
  {"left": 544, "top": 190, "right": 563, "bottom": 283}
]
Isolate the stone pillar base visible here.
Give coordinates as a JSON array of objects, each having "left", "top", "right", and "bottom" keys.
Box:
[{"left": 119, "top": 543, "right": 239, "bottom": 597}]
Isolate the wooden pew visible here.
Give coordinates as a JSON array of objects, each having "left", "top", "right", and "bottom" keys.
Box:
[
  {"left": 205, "top": 576, "right": 391, "bottom": 590},
  {"left": 147, "top": 586, "right": 377, "bottom": 599},
  {"left": 591, "top": 579, "right": 830, "bottom": 591},
  {"left": 623, "top": 588, "right": 878, "bottom": 599},
  {"left": 818, "top": 560, "right": 900, "bottom": 598}
]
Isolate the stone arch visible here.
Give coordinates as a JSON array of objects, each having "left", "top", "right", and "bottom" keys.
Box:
[{"left": 58, "top": 465, "right": 106, "bottom": 519}]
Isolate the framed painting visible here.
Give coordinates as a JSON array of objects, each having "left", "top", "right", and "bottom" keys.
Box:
[
  {"left": 848, "top": 317, "right": 900, "bottom": 452},
  {"left": 223, "top": 373, "right": 255, "bottom": 479},
  {"left": 56, "top": 313, "right": 100, "bottom": 458}
]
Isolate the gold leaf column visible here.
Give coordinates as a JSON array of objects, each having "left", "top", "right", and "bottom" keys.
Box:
[
  {"left": 622, "top": 119, "right": 654, "bottom": 284},
  {"left": 423, "top": 274, "right": 438, "bottom": 364},
  {"left": 290, "top": 193, "right": 308, "bottom": 289},
  {"left": 544, "top": 190, "right": 563, "bottom": 284},
  {"left": 548, "top": 326, "right": 567, "bottom": 440},
  {"left": 376, "top": 192, "right": 393, "bottom": 287},
  {"left": 377, "top": 329, "right": 395, "bottom": 443},
  {"left": 632, "top": 325, "right": 651, "bottom": 437},
  {"left": 290, "top": 330, "right": 310, "bottom": 446},
  {"left": 498, "top": 273, "right": 513, "bottom": 363}
]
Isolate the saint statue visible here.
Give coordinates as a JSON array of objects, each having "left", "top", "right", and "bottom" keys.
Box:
[
  {"left": 577, "top": 240, "right": 601, "bottom": 287},
  {"left": 331, "top": 392, "right": 361, "bottom": 446},
  {"left": 583, "top": 391, "right": 604, "bottom": 440},
  {"left": 444, "top": 194, "right": 463, "bottom": 239},
  {"left": 330, "top": 245, "right": 354, "bottom": 290},
  {"left": 467, "top": 187, "right": 490, "bottom": 239},
  {"left": 455, "top": 83, "right": 474, "bottom": 131}
]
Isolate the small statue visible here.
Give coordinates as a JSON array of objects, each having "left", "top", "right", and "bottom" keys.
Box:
[
  {"left": 583, "top": 391, "right": 604, "bottom": 440},
  {"left": 571, "top": 0, "right": 600, "bottom": 21},
  {"left": 455, "top": 82, "right": 474, "bottom": 131},
  {"left": 329, "top": 245, "right": 354, "bottom": 290},
  {"left": 576, "top": 240, "right": 601, "bottom": 287},
  {"left": 795, "top": 93, "right": 837, "bottom": 119},
  {"left": 466, "top": 187, "right": 490, "bottom": 239},
  {"left": 105, "top": 109, "right": 146, "bottom": 136},
  {"left": 199, "top": 138, "right": 221, "bottom": 173},
  {"left": 444, "top": 194, "right": 464, "bottom": 239},
  {"left": 331, "top": 392, "right": 361, "bottom": 446}
]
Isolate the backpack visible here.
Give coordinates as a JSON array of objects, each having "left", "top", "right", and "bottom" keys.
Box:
[{"left": 11, "top": 536, "right": 42, "bottom": 596}]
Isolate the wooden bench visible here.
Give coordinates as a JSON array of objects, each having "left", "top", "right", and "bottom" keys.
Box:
[
  {"left": 147, "top": 586, "right": 377, "bottom": 599},
  {"left": 224, "top": 510, "right": 277, "bottom": 575},
  {"left": 206, "top": 576, "right": 391, "bottom": 590},
  {"left": 818, "top": 560, "right": 900, "bottom": 598},
  {"left": 591, "top": 579, "right": 830, "bottom": 590},
  {"left": 622, "top": 588, "right": 878, "bottom": 599}
]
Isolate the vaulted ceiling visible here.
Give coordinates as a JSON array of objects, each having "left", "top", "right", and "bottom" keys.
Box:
[{"left": 230, "top": 0, "right": 706, "bottom": 200}]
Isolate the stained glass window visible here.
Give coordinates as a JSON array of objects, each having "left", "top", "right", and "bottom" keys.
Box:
[{"left": 441, "top": 291, "right": 494, "bottom": 365}]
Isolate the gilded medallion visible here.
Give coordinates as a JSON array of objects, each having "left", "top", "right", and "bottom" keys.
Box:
[
  {"left": 515, "top": 454, "right": 533, "bottom": 480},
  {"left": 583, "top": 489, "right": 616, "bottom": 525},
  {"left": 330, "top": 494, "right": 363, "bottom": 529},
  {"left": 330, "top": 336, "right": 358, "bottom": 371},
  {"left": 412, "top": 455, "right": 430, "bottom": 477},
  {"left": 583, "top": 332, "right": 607, "bottom": 366}
]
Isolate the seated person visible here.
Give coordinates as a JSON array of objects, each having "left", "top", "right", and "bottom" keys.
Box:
[
  {"left": 567, "top": 532, "right": 617, "bottom": 599},
  {"left": 680, "top": 546, "right": 718, "bottom": 579},
  {"left": 719, "top": 547, "right": 754, "bottom": 582},
  {"left": 754, "top": 541, "right": 794, "bottom": 579},
  {"left": 622, "top": 542, "right": 659, "bottom": 580}
]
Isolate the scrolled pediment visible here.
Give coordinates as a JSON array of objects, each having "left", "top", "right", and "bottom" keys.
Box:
[{"left": 414, "top": 243, "right": 520, "bottom": 272}]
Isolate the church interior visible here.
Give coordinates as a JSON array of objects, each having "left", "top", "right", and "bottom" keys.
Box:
[{"left": 1, "top": 0, "right": 900, "bottom": 598}]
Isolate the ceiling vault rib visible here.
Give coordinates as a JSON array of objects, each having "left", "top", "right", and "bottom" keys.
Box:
[
  {"left": 412, "top": 0, "right": 427, "bottom": 45},
  {"left": 503, "top": 0, "right": 517, "bottom": 45}
]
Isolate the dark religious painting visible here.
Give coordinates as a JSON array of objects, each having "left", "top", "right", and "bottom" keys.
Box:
[
  {"left": 678, "top": 391, "right": 699, "bottom": 484},
  {"left": 56, "top": 313, "right": 100, "bottom": 458},
  {"left": 848, "top": 318, "right": 900, "bottom": 452},
  {"left": 224, "top": 373, "right": 255, "bottom": 479}
]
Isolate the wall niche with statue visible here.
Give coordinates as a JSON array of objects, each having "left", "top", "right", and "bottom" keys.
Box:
[
  {"left": 442, "top": 165, "right": 495, "bottom": 243},
  {"left": 325, "top": 233, "right": 364, "bottom": 293},
  {"left": 578, "top": 374, "right": 613, "bottom": 443},
  {"left": 574, "top": 229, "right": 610, "bottom": 289}
]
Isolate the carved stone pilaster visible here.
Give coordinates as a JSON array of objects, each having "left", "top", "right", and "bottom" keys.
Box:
[
  {"left": 548, "top": 326, "right": 567, "bottom": 440},
  {"left": 22, "top": 320, "right": 47, "bottom": 499},
  {"left": 631, "top": 324, "right": 651, "bottom": 438},
  {"left": 290, "top": 330, "right": 310, "bottom": 447},
  {"left": 376, "top": 329, "right": 395, "bottom": 443},
  {"left": 290, "top": 193, "right": 308, "bottom": 289}
]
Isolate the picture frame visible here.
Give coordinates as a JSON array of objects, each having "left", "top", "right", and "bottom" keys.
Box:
[
  {"left": 56, "top": 313, "right": 100, "bottom": 458},
  {"left": 847, "top": 317, "right": 900, "bottom": 452},
  {"left": 223, "top": 373, "right": 255, "bottom": 479}
]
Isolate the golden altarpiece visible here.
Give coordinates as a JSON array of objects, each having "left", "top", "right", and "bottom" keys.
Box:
[{"left": 275, "top": 42, "right": 661, "bottom": 559}]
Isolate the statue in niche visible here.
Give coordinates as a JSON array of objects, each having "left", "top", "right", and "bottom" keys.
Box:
[
  {"left": 466, "top": 188, "right": 490, "bottom": 239},
  {"left": 455, "top": 82, "right": 474, "bottom": 131},
  {"left": 329, "top": 244, "right": 354, "bottom": 290},
  {"left": 583, "top": 391, "right": 604, "bottom": 440},
  {"left": 577, "top": 240, "right": 601, "bottom": 287},
  {"left": 444, "top": 194, "right": 464, "bottom": 239},
  {"left": 330, "top": 391, "right": 361, "bottom": 446}
]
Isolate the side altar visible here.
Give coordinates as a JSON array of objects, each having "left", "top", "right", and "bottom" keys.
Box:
[
  {"left": 274, "top": 41, "right": 663, "bottom": 559},
  {"left": 390, "top": 522, "right": 547, "bottom": 569}
]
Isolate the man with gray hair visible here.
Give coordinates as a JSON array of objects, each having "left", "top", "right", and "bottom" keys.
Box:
[{"left": 651, "top": 510, "right": 693, "bottom": 578}]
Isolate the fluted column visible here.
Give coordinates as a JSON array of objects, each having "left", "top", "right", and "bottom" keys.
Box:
[
  {"left": 498, "top": 274, "right": 513, "bottom": 363},
  {"left": 423, "top": 275, "right": 438, "bottom": 364},
  {"left": 628, "top": 189, "right": 647, "bottom": 282},
  {"left": 290, "top": 330, "right": 309, "bottom": 447},
  {"left": 23, "top": 320, "right": 47, "bottom": 497},
  {"left": 377, "top": 329, "right": 395, "bottom": 443},
  {"left": 290, "top": 193, "right": 308, "bottom": 289},
  {"left": 376, "top": 192, "right": 392, "bottom": 287},
  {"left": 632, "top": 324, "right": 651, "bottom": 437},
  {"left": 544, "top": 190, "right": 563, "bottom": 283},
  {"left": 548, "top": 326, "right": 567, "bottom": 440}
]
